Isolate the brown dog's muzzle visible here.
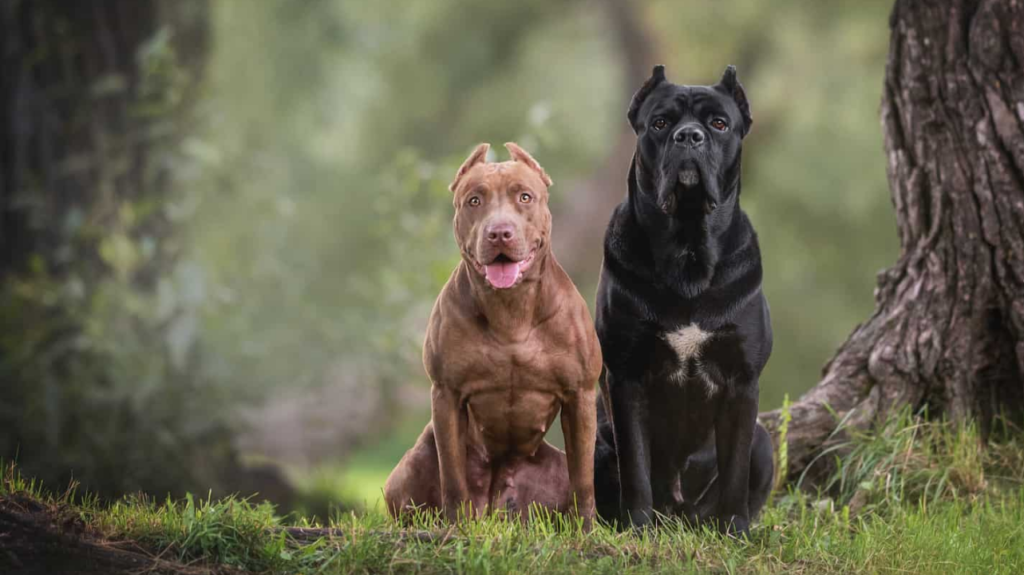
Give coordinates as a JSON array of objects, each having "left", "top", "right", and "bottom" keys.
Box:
[{"left": 474, "top": 215, "right": 537, "bottom": 290}]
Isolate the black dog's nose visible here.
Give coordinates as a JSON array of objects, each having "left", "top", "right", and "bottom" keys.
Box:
[
  {"left": 486, "top": 222, "right": 515, "bottom": 244},
  {"left": 673, "top": 125, "right": 706, "bottom": 147}
]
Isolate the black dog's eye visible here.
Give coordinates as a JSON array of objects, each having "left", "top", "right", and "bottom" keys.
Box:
[
  {"left": 710, "top": 118, "right": 728, "bottom": 131},
  {"left": 468, "top": 196, "right": 481, "bottom": 207},
  {"left": 519, "top": 192, "right": 533, "bottom": 204},
  {"left": 651, "top": 117, "right": 668, "bottom": 131}
]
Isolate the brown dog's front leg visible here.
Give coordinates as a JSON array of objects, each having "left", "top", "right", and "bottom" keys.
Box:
[
  {"left": 561, "top": 384, "right": 597, "bottom": 531},
  {"left": 432, "top": 383, "right": 470, "bottom": 522}
]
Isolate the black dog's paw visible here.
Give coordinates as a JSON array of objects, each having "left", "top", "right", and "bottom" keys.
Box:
[
  {"left": 622, "top": 507, "right": 654, "bottom": 533},
  {"left": 707, "top": 513, "right": 750, "bottom": 538},
  {"left": 673, "top": 500, "right": 702, "bottom": 528}
]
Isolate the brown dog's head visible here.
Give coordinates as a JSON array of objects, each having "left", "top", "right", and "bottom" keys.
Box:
[{"left": 448, "top": 142, "right": 553, "bottom": 290}]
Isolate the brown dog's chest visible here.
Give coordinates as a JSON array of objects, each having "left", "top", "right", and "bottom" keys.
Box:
[
  {"left": 453, "top": 333, "right": 585, "bottom": 395},
  {"left": 466, "top": 388, "right": 559, "bottom": 458},
  {"left": 444, "top": 333, "right": 586, "bottom": 457}
]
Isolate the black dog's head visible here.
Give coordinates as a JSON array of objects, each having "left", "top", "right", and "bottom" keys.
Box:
[{"left": 627, "top": 65, "right": 752, "bottom": 217}]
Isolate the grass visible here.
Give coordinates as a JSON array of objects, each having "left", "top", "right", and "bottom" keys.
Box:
[{"left": 4, "top": 411, "right": 1024, "bottom": 574}]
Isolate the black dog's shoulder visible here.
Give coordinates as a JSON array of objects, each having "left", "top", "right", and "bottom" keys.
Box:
[
  {"left": 602, "top": 200, "right": 652, "bottom": 286},
  {"left": 698, "top": 209, "right": 765, "bottom": 322}
]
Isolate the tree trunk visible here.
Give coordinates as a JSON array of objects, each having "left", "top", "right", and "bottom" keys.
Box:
[
  {"left": 761, "top": 0, "right": 1024, "bottom": 481},
  {"left": 1, "top": 0, "right": 205, "bottom": 280},
  {"left": 0, "top": 0, "right": 226, "bottom": 499},
  {"left": 554, "top": 0, "right": 659, "bottom": 282}
]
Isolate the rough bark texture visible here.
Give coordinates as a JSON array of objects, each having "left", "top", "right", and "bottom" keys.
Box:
[{"left": 761, "top": 0, "right": 1024, "bottom": 481}]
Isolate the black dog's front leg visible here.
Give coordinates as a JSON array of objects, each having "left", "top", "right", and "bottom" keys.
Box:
[
  {"left": 610, "top": 376, "right": 653, "bottom": 528},
  {"left": 712, "top": 385, "right": 758, "bottom": 536}
]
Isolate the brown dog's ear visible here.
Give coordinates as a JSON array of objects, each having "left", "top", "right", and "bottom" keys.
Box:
[
  {"left": 504, "top": 142, "right": 553, "bottom": 187},
  {"left": 627, "top": 65, "right": 667, "bottom": 133},
  {"left": 449, "top": 143, "right": 490, "bottom": 192},
  {"left": 716, "top": 65, "right": 753, "bottom": 137}
]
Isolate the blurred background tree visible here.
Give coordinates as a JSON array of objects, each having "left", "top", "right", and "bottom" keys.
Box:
[
  {"left": 1, "top": 0, "right": 898, "bottom": 509},
  {"left": 0, "top": 0, "right": 235, "bottom": 497}
]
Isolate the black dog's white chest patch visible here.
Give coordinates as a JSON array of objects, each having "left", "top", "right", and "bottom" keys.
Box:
[{"left": 662, "top": 324, "right": 717, "bottom": 394}]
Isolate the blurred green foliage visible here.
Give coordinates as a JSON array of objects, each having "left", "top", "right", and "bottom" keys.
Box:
[
  {"left": 190, "top": 0, "right": 898, "bottom": 504},
  {"left": 193, "top": 0, "right": 895, "bottom": 416},
  {"left": 188, "top": 0, "right": 621, "bottom": 400}
]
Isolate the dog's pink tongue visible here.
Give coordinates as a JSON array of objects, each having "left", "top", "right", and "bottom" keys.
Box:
[{"left": 484, "top": 261, "right": 521, "bottom": 289}]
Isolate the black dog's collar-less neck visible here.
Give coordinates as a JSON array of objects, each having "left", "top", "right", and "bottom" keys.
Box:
[{"left": 625, "top": 154, "right": 747, "bottom": 299}]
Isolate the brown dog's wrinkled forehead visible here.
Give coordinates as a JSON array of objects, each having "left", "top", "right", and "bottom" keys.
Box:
[{"left": 449, "top": 142, "right": 553, "bottom": 198}]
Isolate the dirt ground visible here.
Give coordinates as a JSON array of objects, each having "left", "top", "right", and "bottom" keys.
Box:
[{"left": 0, "top": 495, "right": 244, "bottom": 575}]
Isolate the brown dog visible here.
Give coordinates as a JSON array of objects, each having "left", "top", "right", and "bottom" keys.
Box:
[{"left": 384, "top": 143, "right": 602, "bottom": 528}]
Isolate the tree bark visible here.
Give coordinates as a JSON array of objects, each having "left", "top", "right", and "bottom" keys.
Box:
[{"left": 761, "top": 0, "right": 1024, "bottom": 481}]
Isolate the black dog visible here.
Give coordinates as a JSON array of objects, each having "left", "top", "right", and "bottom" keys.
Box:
[{"left": 593, "top": 65, "right": 774, "bottom": 536}]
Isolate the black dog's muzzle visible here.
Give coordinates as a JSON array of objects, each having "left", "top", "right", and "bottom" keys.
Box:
[{"left": 674, "top": 124, "right": 706, "bottom": 191}]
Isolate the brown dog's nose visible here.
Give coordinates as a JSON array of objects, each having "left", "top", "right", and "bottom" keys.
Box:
[{"left": 485, "top": 222, "right": 516, "bottom": 245}]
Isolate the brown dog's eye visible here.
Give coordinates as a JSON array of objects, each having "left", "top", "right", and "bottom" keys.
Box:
[
  {"left": 519, "top": 192, "right": 533, "bottom": 204},
  {"left": 468, "top": 196, "right": 481, "bottom": 207},
  {"left": 710, "top": 118, "right": 728, "bottom": 131},
  {"left": 652, "top": 117, "right": 668, "bottom": 131}
]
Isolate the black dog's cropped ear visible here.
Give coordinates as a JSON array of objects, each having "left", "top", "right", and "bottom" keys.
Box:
[
  {"left": 449, "top": 143, "right": 490, "bottom": 192},
  {"left": 627, "top": 65, "right": 667, "bottom": 133},
  {"left": 717, "top": 65, "right": 753, "bottom": 137}
]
